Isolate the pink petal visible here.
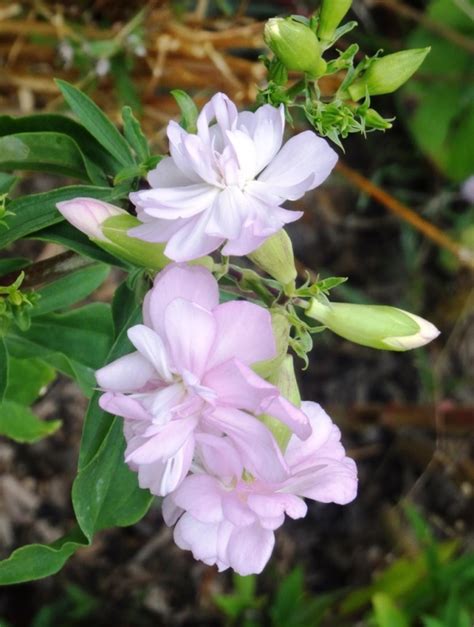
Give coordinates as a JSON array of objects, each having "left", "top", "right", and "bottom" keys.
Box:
[
  {"left": 127, "top": 325, "right": 173, "bottom": 382},
  {"left": 162, "top": 494, "right": 183, "bottom": 526},
  {"left": 99, "top": 392, "right": 151, "bottom": 422},
  {"left": 203, "top": 358, "right": 277, "bottom": 413},
  {"left": 227, "top": 523, "right": 275, "bottom": 575},
  {"left": 172, "top": 474, "right": 224, "bottom": 523},
  {"left": 209, "top": 407, "right": 289, "bottom": 483},
  {"left": 146, "top": 156, "right": 194, "bottom": 188},
  {"left": 197, "top": 92, "right": 238, "bottom": 142},
  {"left": 144, "top": 264, "right": 219, "bottom": 336},
  {"left": 164, "top": 212, "right": 224, "bottom": 262},
  {"left": 96, "top": 352, "right": 154, "bottom": 393},
  {"left": 261, "top": 395, "right": 312, "bottom": 441},
  {"left": 125, "top": 416, "right": 197, "bottom": 464},
  {"left": 247, "top": 493, "right": 307, "bottom": 521},
  {"left": 206, "top": 300, "right": 276, "bottom": 369},
  {"left": 222, "top": 494, "right": 256, "bottom": 526},
  {"left": 130, "top": 183, "right": 218, "bottom": 219},
  {"left": 136, "top": 437, "right": 194, "bottom": 496},
  {"left": 164, "top": 299, "right": 217, "bottom": 377},
  {"left": 195, "top": 433, "right": 243, "bottom": 479},
  {"left": 258, "top": 131, "right": 338, "bottom": 198},
  {"left": 128, "top": 216, "right": 185, "bottom": 243},
  {"left": 174, "top": 513, "right": 219, "bottom": 563}
]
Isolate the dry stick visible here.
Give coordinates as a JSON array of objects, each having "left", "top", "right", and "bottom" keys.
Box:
[
  {"left": 369, "top": 0, "right": 474, "bottom": 54},
  {"left": 0, "top": 251, "right": 93, "bottom": 289},
  {"left": 336, "top": 161, "right": 474, "bottom": 270}
]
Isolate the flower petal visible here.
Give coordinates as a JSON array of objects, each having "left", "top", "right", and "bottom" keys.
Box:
[
  {"left": 146, "top": 156, "right": 194, "bottom": 188},
  {"left": 258, "top": 131, "right": 338, "bottom": 198},
  {"left": 125, "top": 416, "right": 197, "bottom": 464},
  {"left": 164, "top": 298, "right": 217, "bottom": 377},
  {"left": 174, "top": 513, "right": 220, "bottom": 563},
  {"left": 130, "top": 183, "right": 218, "bottom": 219},
  {"left": 172, "top": 474, "right": 224, "bottom": 523},
  {"left": 127, "top": 324, "right": 173, "bottom": 382},
  {"left": 209, "top": 407, "right": 289, "bottom": 483},
  {"left": 205, "top": 187, "right": 245, "bottom": 239},
  {"left": 261, "top": 395, "right": 312, "bottom": 441},
  {"left": 99, "top": 392, "right": 152, "bottom": 422},
  {"left": 144, "top": 264, "right": 219, "bottom": 336},
  {"left": 227, "top": 523, "right": 275, "bottom": 575},
  {"left": 96, "top": 351, "right": 154, "bottom": 392},
  {"left": 207, "top": 300, "right": 276, "bottom": 369},
  {"left": 164, "top": 213, "right": 224, "bottom": 262}
]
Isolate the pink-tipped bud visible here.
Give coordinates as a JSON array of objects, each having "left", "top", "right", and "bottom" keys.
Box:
[{"left": 56, "top": 197, "right": 127, "bottom": 241}]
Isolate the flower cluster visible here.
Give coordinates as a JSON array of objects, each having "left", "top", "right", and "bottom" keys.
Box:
[{"left": 96, "top": 264, "right": 357, "bottom": 574}]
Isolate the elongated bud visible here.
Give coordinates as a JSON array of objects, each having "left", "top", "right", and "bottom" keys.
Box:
[
  {"left": 318, "top": 0, "right": 352, "bottom": 43},
  {"left": 348, "top": 48, "right": 430, "bottom": 100},
  {"left": 247, "top": 229, "right": 297, "bottom": 292},
  {"left": 56, "top": 197, "right": 125, "bottom": 241},
  {"left": 306, "top": 300, "right": 440, "bottom": 351},
  {"left": 57, "top": 198, "right": 170, "bottom": 270},
  {"left": 364, "top": 108, "right": 392, "bottom": 130},
  {"left": 264, "top": 17, "right": 327, "bottom": 77},
  {"left": 261, "top": 355, "right": 301, "bottom": 451},
  {"left": 253, "top": 309, "right": 290, "bottom": 379}
]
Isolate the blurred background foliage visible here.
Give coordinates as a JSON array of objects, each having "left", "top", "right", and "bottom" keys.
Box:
[{"left": 0, "top": 0, "right": 472, "bottom": 626}]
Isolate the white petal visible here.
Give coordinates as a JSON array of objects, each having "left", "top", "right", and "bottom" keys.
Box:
[
  {"left": 164, "top": 212, "right": 224, "bottom": 261},
  {"left": 147, "top": 156, "right": 194, "bottom": 188},
  {"left": 96, "top": 351, "right": 154, "bottom": 392},
  {"left": 127, "top": 324, "right": 173, "bottom": 382}
]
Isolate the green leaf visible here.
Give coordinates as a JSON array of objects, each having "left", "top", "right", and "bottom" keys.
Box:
[
  {"left": 31, "top": 221, "right": 128, "bottom": 268},
  {"left": 73, "top": 417, "right": 152, "bottom": 540},
  {"left": 0, "top": 337, "right": 8, "bottom": 403},
  {"left": 32, "top": 264, "right": 110, "bottom": 316},
  {"left": 372, "top": 593, "right": 409, "bottom": 627},
  {"left": 111, "top": 56, "right": 142, "bottom": 114},
  {"left": 0, "top": 133, "right": 103, "bottom": 183},
  {"left": 0, "top": 172, "right": 18, "bottom": 195},
  {"left": 0, "top": 184, "right": 127, "bottom": 249},
  {"left": 5, "top": 357, "right": 55, "bottom": 405},
  {"left": 79, "top": 300, "right": 140, "bottom": 466},
  {"left": 0, "top": 400, "right": 61, "bottom": 443},
  {"left": 0, "top": 527, "right": 87, "bottom": 585},
  {"left": 0, "top": 113, "right": 121, "bottom": 176},
  {"left": 171, "top": 90, "right": 199, "bottom": 133},
  {"left": 56, "top": 80, "right": 134, "bottom": 168},
  {"left": 122, "top": 106, "right": 149, "bottom": 162},
  {"left": 0, "top": 257, "right": 30, "bottom": 275},
  {"left": 16, "top": 303, "right": 113, "bottom": 370}
]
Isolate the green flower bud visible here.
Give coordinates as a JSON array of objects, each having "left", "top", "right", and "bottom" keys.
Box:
[
  {"left": 261, "top": 355, "right": 301, "bottom": 451},
  {"left": 348, "top": 48, "right": 431, "bottom": 101},
  {"left": 253, "top": 309, "right": 290, "bottom": 379},
  {"left": 101, "top": 214, "right": 170, "bottom": 270},
  {"left": 318, "top": 0, "right": 353, "bottom": 43},
  {"left": 364, "top": 108, "right": 393, "bottom": 130},
  {"left": 264, "top": 17, "right": 326, "bottom": 77},
  {"left": 247, "top": 229, "right": 297, "bottom": 293},
  {"left": 306, "top": 299, "right": 440, "bottom": 351}
]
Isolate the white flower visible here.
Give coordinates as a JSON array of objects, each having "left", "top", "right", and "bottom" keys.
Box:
[{"left": 128, "top": 93, "right": 338, "bottom": 261}]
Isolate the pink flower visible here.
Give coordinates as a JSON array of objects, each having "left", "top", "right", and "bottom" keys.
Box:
[
  {"left": 128, "top": 93, "right": 338, "bottom": 261},
  {"left": 163, "top": 402, "right": 358, "bottom": 575},
  {"left": 96, "top": 264, "right": 310, "bottom": 496}
]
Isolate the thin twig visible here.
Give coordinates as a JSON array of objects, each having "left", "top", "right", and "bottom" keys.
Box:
[
  {"left": 336, "top": 161, "right": 474, "bottom": 270},
  {"left": 0, "top": 251, "right": 93, "bottom": 288}
]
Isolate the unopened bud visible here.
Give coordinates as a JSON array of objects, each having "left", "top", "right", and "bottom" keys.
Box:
[
  {"left": 318, "top": 0, "right": 352, "bottom": 43},
  {"left": 264, "top": 17, "right": 327, "bottom": 77},
  {"left": 348, "top": 48, "right": 431, "bottom": 101},
  {"left": 306, "top": 299, "right": 440, "bottom": 351},
  {"left": 247, "top": 229, "right": 297, "bottom": 292},
  {"left": 364, "top": 108, "right": 393, "bottom": 130},
  {"left": 57, "top": 198, "right": 170, "bottom": 270}
]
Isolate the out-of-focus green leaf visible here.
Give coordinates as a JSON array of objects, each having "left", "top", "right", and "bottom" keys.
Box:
[
  {"left": 0, "top": 337, "right": 8, "bottom": 403},
  {"left": 0, "top": 173, "right": 18, "bottom": 194},
  {"left": 0, "top": 258, "right": 30, "bottom": 276},
  {"left": 400, "top": 0, "right": 474, "bottom": 182},
  {"left": 5, "top": 357, "right": 55, "bottom": 405},
  {"left": 0, "top": 185, "right": 127, "bottom": 250},
  {"left": 0, "top": 113, "right": 121, "bottom": 176},
  {"left": 0, "top": 133, "right": 104, "bottom": 184},
  {"left": 56, "top": 80, "right": 134, "bottom": 168},
  {"left": 0, "top": 527, "right": 87, "bottom": 585},
  {"left": 171, "top": 90, "right": 199, "bottom": 133},
  {"left": 0, "top": 400, "right": 61, "bottom": 443},
  {"left": 32, "top": 264, "right": 110, "bottom": 316},
  {"left": 372, "top": 593, "right": 410, "bottom": 627}
]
